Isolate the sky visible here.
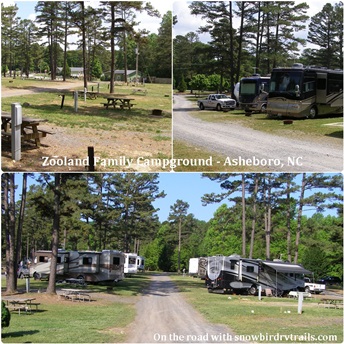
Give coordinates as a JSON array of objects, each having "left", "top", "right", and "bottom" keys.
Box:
[
  {"left": 14, "top": 173, "right": 341, "bottom": 223},
  {"left": 11, "top": 1, "right": 172, "bottom": 36},
  {"left": 173, "top": 0, "right": 338, "bottom": 49}
]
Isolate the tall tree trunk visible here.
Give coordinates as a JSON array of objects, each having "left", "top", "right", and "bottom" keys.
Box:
[
  {"left": 46, "top": 173, "right": 61, "bottom": 295},
  {"left": 249, "top": 174, "right": 258, "bottom": 259},
  {"left": 241, "top": 174, "right": 246, "bottom": 257},
  {"left": 15, "top": 173, "right": 28, "bottom": 289},
  {"left": 286, "top": 174, "right": 292, "bottom": 262},
  {"left": 295, "top": 173, "right": 306, "bottom": 263},
  {"left": 110, "top": 4, "right": 116, "bottom": 93},
  {"left": 81, "top": 2, "right": 88, "bottom": 89},
  {"left": 178, "top": 218, "right": 181, "bottom": 274}
]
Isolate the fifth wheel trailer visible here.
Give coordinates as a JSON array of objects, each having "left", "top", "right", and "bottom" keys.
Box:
[
  {"left": 30, "top": 249, "right": 125, "bottom": 283},
  {"left": 205, "top": 255, "right": 311, "bottom": 295}
]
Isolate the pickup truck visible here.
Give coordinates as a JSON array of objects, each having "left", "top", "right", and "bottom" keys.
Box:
[
  {"left": 304, "top": 277, "right": 326, "bottom": 294},
  {"left": 198, "top": 94, "right": 236, "bottom": 111}
]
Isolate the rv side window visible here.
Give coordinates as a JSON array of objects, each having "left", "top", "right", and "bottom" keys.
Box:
[
  {"left": 57, "top": 257, "right": 62, "bottom": 264},
  {"left": 112, "top": 257, "right": 120, "bottom": 265},
  {"left": 247, "top": 266, "right": 254, "bottom": 273},
  {"left": 129, "top": 257, "right": 136, "bottom": 265},
  {"left": 82, "top": 257, "right": 92, "bottom": 265},
  {"left": 39, "top": 256, "right": 49, "bottom": 263}
]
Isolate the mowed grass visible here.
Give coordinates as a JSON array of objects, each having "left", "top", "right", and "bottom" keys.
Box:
[
  {"left": 1, "top": 273, "right": 151, "bottom": 343},
  {"left": 2, "top": 78, "right": 172, "bottom": 138},
  {"left": 183, "top": 93, "right": 343, "bottom": 141},
  {"left": 170, "top": 275, "right": 343, "bottom": 343}
]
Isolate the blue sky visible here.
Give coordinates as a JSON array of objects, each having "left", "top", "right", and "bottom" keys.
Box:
[
  {"left": 12, "top": 1, "right": 172, "bottom": 35},
  {"left": 13, "top": 173, "right": 341, "bottom": 222}
]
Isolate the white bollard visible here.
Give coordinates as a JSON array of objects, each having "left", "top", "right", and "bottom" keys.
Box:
[
  {"left": 298, "top": 292, "right": 303, "bottom": 314},
  {"left": 11, "top": 103, "right": 22, "bottom": 161},
  {"left": 258, "top": 285, "right": 262, "bottom": 300}
]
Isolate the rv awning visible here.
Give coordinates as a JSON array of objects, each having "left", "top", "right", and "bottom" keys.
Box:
[{"left": 263, "top": 261, "right": 311, "bottom": 274}]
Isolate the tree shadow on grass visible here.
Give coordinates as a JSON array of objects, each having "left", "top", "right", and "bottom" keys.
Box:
[{"left": 2, "top": 329, "right": 39, "bottom": 339}]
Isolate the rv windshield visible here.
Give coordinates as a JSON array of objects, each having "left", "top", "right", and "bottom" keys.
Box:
[
  {"left": 270, "top": 71, "right": 302, "bottom": 94},
  {"left": 240, "top": 81, "right": 257, "bottom": 95}
]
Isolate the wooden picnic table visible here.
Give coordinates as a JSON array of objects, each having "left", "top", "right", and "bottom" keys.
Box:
[
  {"left": 1, "top": 112, "right": 52, "bottom": 147},
  {"left": 60, "top": 288, "right": 91, "bottom": 302},
  {"left": 102, "top": 96, "right": 136, "bottom": 110},
  {"left": 78, "top": 91, "right": 99, "bottom": 100},
  {"left": 318, "top": 297, "right": 343, "bottom": 309},
  {"left": 2, "top": 297, "right": 39, "bottom": 314}
]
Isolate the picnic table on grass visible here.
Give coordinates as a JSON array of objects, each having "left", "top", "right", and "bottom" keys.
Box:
[
  {"left": 101, "top": 96, "right": 136, "bottom": 110},
  {"left": 1, "top": 112, "right": 53, "bottom": 147},
  {"left": 2, "top": 296, "right": 40, "bottom": 315},
  {"left": 60, "top": 288, "right": 92, "bottom": 302},
  {"left": 318, "top": 297, "right": 343, "bottom": 309},
  {"left": 78, "top": 91, "right": 99, "bottom": 100}
]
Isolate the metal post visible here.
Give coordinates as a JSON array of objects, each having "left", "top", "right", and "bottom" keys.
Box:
[
  {"left": 88, "top": 146, "right": 95, "bottom": 171},
  {"left": 74, "top": 91, "right": 78, "bottom": 112},
  {"left": 97, "top": 83, "right": 100, "bottom": 93},
  {"left": 11, "top": 103, "right": 22, "bottom": 161},
  {"left": 258, "top": 285, "right": 262, "bottom": 300},
  {"left": 25, "top": 277, "right": 30, "bottom": 293},
  {"left": 60, "top": 94, "right": 65, "bottom": 109}
]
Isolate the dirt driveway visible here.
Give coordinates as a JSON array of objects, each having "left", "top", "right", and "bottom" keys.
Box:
[
  {"left": 173, "top": 94, "right": 343, "bottom": 172},
  {"left": 126, "top": 274, "right": 235, "bottom": 343}
]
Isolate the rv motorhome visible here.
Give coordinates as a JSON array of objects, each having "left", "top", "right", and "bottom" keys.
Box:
[
  {"left": 188, "top": 258, "right": 199, "bottom": 276},
  {"left": 30, "top": 249, "right": 125, "bottom": 283},
  {"left": 124, "top": 253, "right": 138, "bottom": 275},
  {"left": 206, "top": 255, "right": 311, "bottom": 296}
]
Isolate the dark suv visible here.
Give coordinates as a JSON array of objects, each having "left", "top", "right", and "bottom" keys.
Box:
[{"left": 317, "top": 276, "right": 342, "bottom": 285}]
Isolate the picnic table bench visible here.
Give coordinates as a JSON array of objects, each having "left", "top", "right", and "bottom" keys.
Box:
[
  {"left": 2, "top": 297, "right": 39, "bottom": 315},
  {"left": 1, "top": 112, "right": 53, "bottom": 147},
  {"left": 131, "top": 88, "right": 147, "bottom": 95},
  {"left": 60, "top": 289, "right": 92, "bottom": 302},
  {"left": 318, "top": 297, "right": 343, "bottom": 309},
  {"left": 101, "top": 96, "right": 136, "bottom": 110},
  {"left": 78, "top": 91, "right": 99, "bottom": 100}
]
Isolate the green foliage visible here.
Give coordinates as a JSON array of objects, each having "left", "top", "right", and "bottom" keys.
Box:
[
  {"left": 189, "top": 74, "right": 209, "bottom": 94},
  {"left": 1, "top": 301, "right": 10, "bottom": 328},
  {"left": 177, "top": 74, "right": 187, "bottom": 92}
]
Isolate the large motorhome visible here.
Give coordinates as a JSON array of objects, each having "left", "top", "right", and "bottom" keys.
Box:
[
  {"left": 124, "top": 253, "right": 138, "bottom": 275},
  {"left": 239, "top": 74, "right": 270, "bottom": 114},
  {"left": 30, "top": 249, "right": 125, "bottom": 283},
  {"left": 267, "top": 64, "right": 343, "bottom": 118},
  {"left": 205, "top": 255, "right": 311, "bottom": 296}
]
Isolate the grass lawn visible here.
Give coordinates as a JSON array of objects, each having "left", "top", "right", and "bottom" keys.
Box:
[
  {"left": 1, "top": 273, "right": 151, "bottom": 343},
  {"left": 170, "top": 275, "right": 343, "bottom": 343}
]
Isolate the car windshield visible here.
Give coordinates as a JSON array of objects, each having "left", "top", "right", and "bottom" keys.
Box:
[{"left": 216, "top": 94, "right": 229, "bottom": 99}]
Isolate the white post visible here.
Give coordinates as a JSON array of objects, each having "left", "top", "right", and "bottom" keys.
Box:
[
  {"left": 74, "top": 91, "right": 78, "bottom": 112},
  {"left": 25, "top": 277, "right": 30, "bottom": 293},
  {"left": 258, "top": 285, "right": 262, "bottom": 300},
  {"left": 84, "top": 87, "right": 87, "bottom": 101},
  {"left": 298, "top": 292, "right": 303, "bottom": 314},
  {"left": 11, "top": 103, "right": 22, "bottom": 161}
]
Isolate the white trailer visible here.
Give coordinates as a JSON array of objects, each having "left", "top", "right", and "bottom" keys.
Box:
[
  {"left": 30, "top": 249, "right": 125, "bottom": 283},
  {"left": 206, "top": 255, "right": 311, "bottom": 296},
  {"left": 137, "top": 256, "right": 145, "bottom": 272},
  {"left": 188, "top": 258, "right": 199, "bottom": 276},
  {"left": 124, "top": 253, "right": 138, "bottom": 275}
]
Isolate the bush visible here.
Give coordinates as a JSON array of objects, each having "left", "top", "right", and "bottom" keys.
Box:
[{"left": 2, "top": 301, "right": 10, "bottom": 328}]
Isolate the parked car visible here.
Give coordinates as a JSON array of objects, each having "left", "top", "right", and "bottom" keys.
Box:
[
  {"left": 317, "top": 276, "right": 342, "bottom": 285},
  {"left": 17, "top": 265, "right": 30, "bottom": 278}
]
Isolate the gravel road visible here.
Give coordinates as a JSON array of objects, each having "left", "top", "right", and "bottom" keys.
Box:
[
  {"left": 173, "top": 94, "right": 343, "bottom": 172},
  {"left": 126, "top": 274, "right": 236, "bottom": 343}
]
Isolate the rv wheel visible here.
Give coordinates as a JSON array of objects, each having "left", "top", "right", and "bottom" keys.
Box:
[
  {"left": 249, "top": 285, "right": 257, "bottom": 295},
  {"left": 33, "top": 272, "right": 41, "bottom": 280},
  {"left": 308, "top": 106, "right": 317, "bottom": 119}
]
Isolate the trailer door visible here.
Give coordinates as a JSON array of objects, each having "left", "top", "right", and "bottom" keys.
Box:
[{"left": 316, "top": 73, "right": 327, "bottom": 104}]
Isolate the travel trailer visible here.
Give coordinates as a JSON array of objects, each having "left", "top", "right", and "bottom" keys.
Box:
[
  {"left": 124, "top": 253, "right": 138, "bottom": 275},
  {"left": 30, "top": 249, "right": 125, "bottom": 283},
  {"left": 198, "top": 257, "right": 208, "bottom": 279},
  {"left": 137, "top": 256, "right": 145, "bottom": 272},
  {"left": 206, "top": 255, "right": 311, "bottom": 295},
  {"left": 188, "top": 258, "right": 199, "bottom": 276}
]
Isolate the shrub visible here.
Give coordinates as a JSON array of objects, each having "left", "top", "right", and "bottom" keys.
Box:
[{"left": 2, "top": 301, "right": 11, "bottom": 328}]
